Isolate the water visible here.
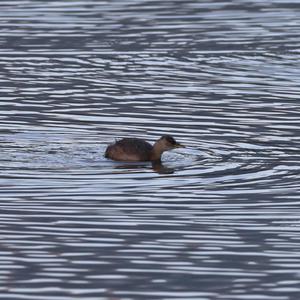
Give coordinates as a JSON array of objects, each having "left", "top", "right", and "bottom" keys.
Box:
[{"left": 1, "top": 0, "right": 300, "bottom": 299}]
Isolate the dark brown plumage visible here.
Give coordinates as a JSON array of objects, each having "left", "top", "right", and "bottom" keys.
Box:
[{"left": 105, "top": 135, "right": 184, "bottom": 162}]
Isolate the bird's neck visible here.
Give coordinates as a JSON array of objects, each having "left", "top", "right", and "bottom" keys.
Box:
[{"left": 150, "top": 142, "right": 164, "bottom": 161}]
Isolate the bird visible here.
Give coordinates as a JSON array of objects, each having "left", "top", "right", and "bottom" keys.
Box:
[{"left": 105, "top": 135, "right": 185, "bottom": 162}]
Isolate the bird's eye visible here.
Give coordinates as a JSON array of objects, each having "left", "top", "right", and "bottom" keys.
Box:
[{"left": 169, "top": 138, "right": 176, "bottom": 145}]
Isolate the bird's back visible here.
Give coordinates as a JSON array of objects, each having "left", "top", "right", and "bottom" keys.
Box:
[{"left": 105, "top": 138, "right": 153, "bottom": 161}]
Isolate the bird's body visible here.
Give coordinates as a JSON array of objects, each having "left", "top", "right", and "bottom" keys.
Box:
[
  {"left": 105, "top": 135, "right": 184, "bottom": 162},
  {"left": 105, "top": 138, "right": 153, "bottom": 161}
]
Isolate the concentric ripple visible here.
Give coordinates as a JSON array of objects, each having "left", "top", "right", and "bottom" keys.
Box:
[{"left": 1, "top": 0, "right": 300, "bottom": 300}]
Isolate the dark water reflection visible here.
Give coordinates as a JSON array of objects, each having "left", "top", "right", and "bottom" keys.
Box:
[{"left": 1, "top": 0, "right": 300, "bottom": 299}]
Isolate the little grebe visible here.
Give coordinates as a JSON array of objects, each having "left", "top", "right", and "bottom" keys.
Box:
[{"left": 105, "top": 135, "right": 185, "bottom": 162}]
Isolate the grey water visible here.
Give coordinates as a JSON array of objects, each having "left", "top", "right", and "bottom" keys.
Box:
[{"left": 1, "top": 0, "right": 300, "bottom": 299}]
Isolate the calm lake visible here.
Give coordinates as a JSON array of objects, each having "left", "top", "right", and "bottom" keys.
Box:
[{"left": 1, "top": 0, "right": 300, "bottom": 299}]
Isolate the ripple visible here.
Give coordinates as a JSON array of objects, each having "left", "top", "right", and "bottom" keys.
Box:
[{"left": 1, "top": 0, "right": 300, "bottom": 299}]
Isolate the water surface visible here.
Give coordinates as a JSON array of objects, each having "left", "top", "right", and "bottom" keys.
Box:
[{"left": 1, "top": 0, "right": 300, "bottom": 299}]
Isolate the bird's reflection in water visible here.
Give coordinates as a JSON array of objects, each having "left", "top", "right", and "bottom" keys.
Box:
[
  {"left": 151, "top": 160, "right": 174, "bottom": 174},
  {"left": 113, "top": 160, "right": 174, "bottom": 174}
]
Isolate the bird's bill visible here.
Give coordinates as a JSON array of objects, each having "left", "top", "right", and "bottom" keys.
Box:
[{"left": 174, "top": 143, "right": 185, "bottom": 148}]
